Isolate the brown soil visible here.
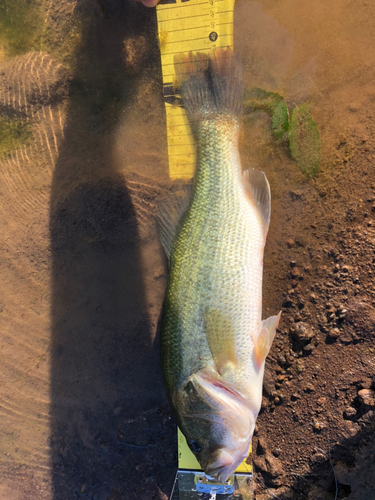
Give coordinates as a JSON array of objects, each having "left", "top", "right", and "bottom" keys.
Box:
[{"left": 1, "top": 1, "right": 375, "bottom": 499}]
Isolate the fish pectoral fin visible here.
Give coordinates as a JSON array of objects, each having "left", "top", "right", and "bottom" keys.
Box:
[
  {"left": 242, "top": 168, "right": 271, "bottom": 236},
  {"left": 262, "top": 311, "right": 281, "bottom": 348},
  {"left": 204, "top": 307, "right": 237, "bottom": 376},
  {"left": 156, "top": 181, "right": 192, "bottom": 260},
  {"left": 253, "top": 327, "right": 269, "bottom": 368},
  {"left": 253, "top": 312, "right": 281, "bottom": 368}
]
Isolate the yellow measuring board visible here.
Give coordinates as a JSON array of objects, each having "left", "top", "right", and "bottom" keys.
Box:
[
  {"left": 178, "top": 428, "right": 252, "bottom": 473},
  {"left": 156, "top": 0, "right": 235, "bottom": 179}
]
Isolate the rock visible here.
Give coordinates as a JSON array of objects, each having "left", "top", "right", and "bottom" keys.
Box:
[
  {"left": 257, "top": 437, "right": 268, "bottom": 455},
  {"left": 343, "top": 421, "right": 361, "bottom": 438},
  {"left": 358, "top": 378, "right": 372, "bottom": 389},
  {"left": 358, "top": 388, "right": 375, "bottom": 406},
  {"left": 286, "top": 238, "right": 295, "bottom": 248},
  {"left": 263, "top": 364, "right": 275, "bottom": 398},
  {"left": 345, "top": 300, "right": 375, "bottom": 340},
  {"left": 295, "top": 359, "right": 305, "bottom": 373},
  {"left": 265, "top": 453, "right": 284, "bottom": 479},
  {"left": 313, "top": 422, "right": 326, "bottom": 432},
  {"left": 290, "top": 322, "right": 315, "bottom": 345},
  {"left": 303, "top": 343, "right": 314, "bottom": 354},
  {"left": 326, "top": 327, "right": 340, "bottom": 342},
  {"left": 277, "top": 354, "right": 287, "bottom": 366},
  {"left": 297, "top": 297, "right": 306, "bottom": 309},
  {"left": 304, "top": 383, "right": 315, "bottom": 392},
  {"left": 261, "top": 396, "right": 269, "bottom": 409},
  {"left": 157, "top": 487, "right": 169, "bottom": 500},
  {"left": 291, "top": 267, "right": 301, "bottom": 279},
  {"left": 283, "top": 295, "right": 294, "bottom": 307},
  {"left": 339, "top": 331, "right": 353, "bottom": 344},
  {"left": 80, "top": 484, "right": 88, "bottom": 494},
  {"left": 359, "top": 410, "right": 375, "bottom": 424},
  {"left": 343, "top": 407, "right": 357, "bottom": 419},
  {"left": 253, "top": 455, "right": 267, "bottom": 473}
]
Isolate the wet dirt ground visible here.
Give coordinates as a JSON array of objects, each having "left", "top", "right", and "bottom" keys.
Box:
[{"left": 0, "top": 1, "right": 374, "bottom": 499}]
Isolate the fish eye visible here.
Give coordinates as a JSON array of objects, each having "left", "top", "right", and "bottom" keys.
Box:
[{"left": 188, "top": 440, "right": 202, "bottom": 453}]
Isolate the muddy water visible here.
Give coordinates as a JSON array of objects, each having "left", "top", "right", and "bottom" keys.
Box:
[{"left": 0, "top": 1, "right": 374, "bottom": 499}]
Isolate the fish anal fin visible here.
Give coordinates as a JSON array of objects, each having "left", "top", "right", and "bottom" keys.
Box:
[
  {"left": 242, "top": 168, "right": 271, "bottom": 235},
  {"left": 156, "top": 182, "right": 192, "bottom": 260},
  {"left": 204, "top": 308, "right": 237, "bottom": 376}
]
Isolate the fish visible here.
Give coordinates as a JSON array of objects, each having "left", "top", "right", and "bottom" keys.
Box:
[{"left": 157, "top": 47, "right": 281, "bottom": 483}]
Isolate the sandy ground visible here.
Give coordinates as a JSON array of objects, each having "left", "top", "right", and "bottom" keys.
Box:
[{"left": 0, "top": 0, "right": 375, "bottom": 499}]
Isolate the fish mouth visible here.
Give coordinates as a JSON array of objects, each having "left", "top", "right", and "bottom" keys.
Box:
[
  {"left": 205, "top": 448, "right": 240, "bottom": 483},
  {"left": 205, "top": 465, "right": 234, "bottom": 483}
]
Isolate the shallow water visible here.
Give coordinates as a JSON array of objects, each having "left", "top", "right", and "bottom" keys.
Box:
[{"left": 0, "top": 1, "right": 374, "bottom": 499}]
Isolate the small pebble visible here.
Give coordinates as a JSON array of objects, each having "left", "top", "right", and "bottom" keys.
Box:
[
  {"left": 304, "top": 383, "right": 315, "bottom": 392},
  {"left": 290, "top": 322, "right": 315, "bottom": 345},
  {"left": 80, "top": 484, "right": 88, "bottom": 494},
  {"left": 313, "top": 422, "right": 326, "bottom": 432},
  {"left": 295, "top": 359, "right": 305, "bottom": 373},
  {"left": 343, "top": 407, "right": 357, "bottom": 419},
  {"left": 358, "top": 389, "right": 375, "bottom": 406},
  {"left": 303, "top": 343, "right": 314, "bottom": 354}
]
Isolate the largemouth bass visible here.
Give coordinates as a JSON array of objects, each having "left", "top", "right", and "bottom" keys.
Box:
[{"left": 158, "top": 48, "right": 280, "bottom": 482}]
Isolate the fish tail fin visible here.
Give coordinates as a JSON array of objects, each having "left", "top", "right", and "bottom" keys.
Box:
[{"left": 174, "top": 47, "right": 243, "bottom": 129}]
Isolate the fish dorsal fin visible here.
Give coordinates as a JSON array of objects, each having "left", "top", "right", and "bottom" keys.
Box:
[
  {"left": 156, "top": 182, "right": 192, "bottom": 260},
  {"left": 242, "top": 168, "right": 271, "bottom": 235},
  {"left": 203, "top": 308, "right": 237, "bottom": 377},
  {"left": 253, "top": 312, "right": 281, "bottom": 368}
]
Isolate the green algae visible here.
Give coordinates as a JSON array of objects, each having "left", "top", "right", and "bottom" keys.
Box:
[
  {"left": 0, "top": 0, "right": 81, "bottom": 66},
  {"left": 243, "top": 87, "right": 283, "bottom": 113},
  {"left": 0, "top": 1, "right": 43, "bottom": 56},
  {"left": 0, "top": 115, "right": 33, "bottom": 158},
  {"left": 244, "top": 86, "right": 321, "bottom": 176},
  {"left": 289, "top": 105, "right": 321, "bottom": 177},
  {"left": 272, "top": 101, "right": 289, "bottom": 142}
]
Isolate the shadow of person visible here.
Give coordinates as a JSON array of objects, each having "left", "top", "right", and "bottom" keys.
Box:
[{"left": 49, "top": 2, "right": 175, "bottom": 499}]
